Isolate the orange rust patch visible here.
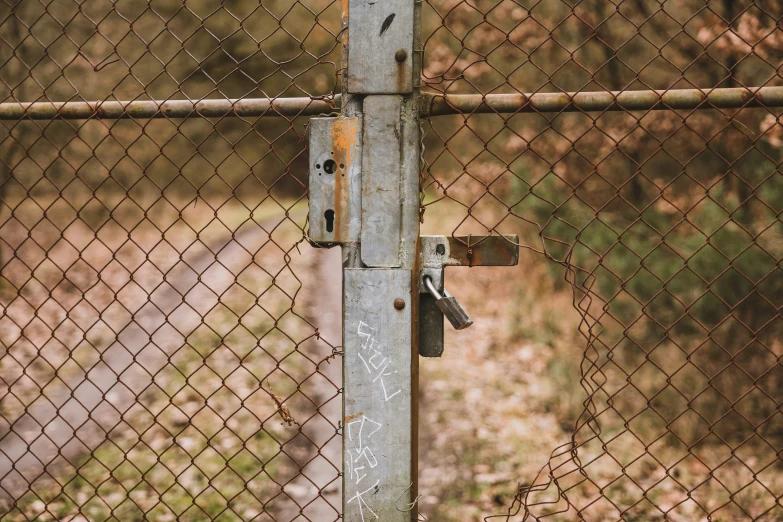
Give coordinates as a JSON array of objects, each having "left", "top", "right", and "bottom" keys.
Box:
[
  {"left": 396, "top": 60, "right": 407, "bottom": 93},
  {"left": 329, "top": 117, "right": 359, "bottom": 168},
  {"left": 327, "top": 117, "right": 358, "bottom": 242},
  {"left": 344, "top": 411, "right": 363, "bottom": 424}
]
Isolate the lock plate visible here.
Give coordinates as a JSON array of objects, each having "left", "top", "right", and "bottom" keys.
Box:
[
  {"left": 419, "top": 293, "right": 444, "bottom": 357},
  {"left": 307, "top": 116, "right": 361, "bottom": 244}
]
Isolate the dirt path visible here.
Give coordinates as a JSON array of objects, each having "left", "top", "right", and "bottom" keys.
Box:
[{"left": 0, "top": 224, "right": 344, "bottom": 521}]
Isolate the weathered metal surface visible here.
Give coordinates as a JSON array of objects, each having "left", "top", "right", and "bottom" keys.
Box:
[
  {"left": 346, "top": 0, "right": 414, "bottom": 94},
  {"left": 399, "top": 93, "right": 422, "bottom": 271},
  {"left": 424, "top": 86, "right": 783, "bottom": 115},
  {"left": 308, "top": 116, "right": 361, "bottom": 244},
  {"left": 0, "top": 96, "right": 340, "bottom": 120},
  {"left": 361, "top": 96, "right": 403, "bottom": 267},
  {"left": 419, "top": 294, "right": 444, "bottom": 358},
  {"left": 340, "top": 0, "right": 362, "bottom": 260},
  {"left": 343, "top": 269, "right": 413, "bottom": 522},
  {"left": 420, "top": 235, "right": 520, "bottom": 269},
  {"left": 342, "top": 0, "right": 421, "bottom": 517},
  {"left": 419, "top": 266, "right": 443, "bottom": 295}
]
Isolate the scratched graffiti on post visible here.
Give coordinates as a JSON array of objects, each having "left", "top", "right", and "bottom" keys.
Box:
[
  {"left": 357, "top": 321, "right": 402, "bottom": 401},
  {"left": 346, "top": 415, "right": 383, "bottom": 522},
  {"left": 344, "top": 320, "right": 404, "bottom": 521},
  {"left": 343, "top": 269, "right": 412, "bottom": 522}
]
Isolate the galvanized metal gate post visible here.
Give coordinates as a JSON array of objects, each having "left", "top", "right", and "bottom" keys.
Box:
[{"left": 340, "top": 1, "right": 421, "bottom": 520}]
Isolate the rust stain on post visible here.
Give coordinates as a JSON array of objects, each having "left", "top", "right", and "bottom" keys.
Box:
[
  {"left": 341, "top": 0, "right": 349, "bottom": 22},
  {"left": 329, "top": 118, "right": 360, "bottom": 242},
  {"left": 330, "top": 117, "right": 359, "bottom": 168},
  {"left": 344, "top": 411, "right": 363, "bottom": 424}
]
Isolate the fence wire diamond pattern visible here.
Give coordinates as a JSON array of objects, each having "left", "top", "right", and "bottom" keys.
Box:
[
  {"left": 0, "top": 1, "right": 343, "bottom": 520},
  {"left": 421, "top": 1, "right": 783, "bottom": 520},
  {"left": 3, "top": 0, "right": 783, "bottom": 521}
]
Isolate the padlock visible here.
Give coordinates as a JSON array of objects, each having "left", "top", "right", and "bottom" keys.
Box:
[{"left": 422, "top": 276, "right": 473, "bottom": 330}]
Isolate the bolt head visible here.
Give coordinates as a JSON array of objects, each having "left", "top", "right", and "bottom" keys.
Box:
[
  {"left": 393, "top": 298, "right": 406, "bottom": 310},
  {"left": 394, "top": 49, "right": 408, "bottom": 63}
]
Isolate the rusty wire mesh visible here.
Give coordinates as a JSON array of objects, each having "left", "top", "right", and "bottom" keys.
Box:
[
  {"left": 0, "top": 1, "right": 344, "bottom": 520},
  {"left": 421, "top": 0, "right": 783, "bottom": 520}
]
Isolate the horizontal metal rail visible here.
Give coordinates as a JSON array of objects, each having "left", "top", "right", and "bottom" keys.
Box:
[
  {"left": 425, "top": 86, "right": 783, "bottom": 115},
  {"left": 2, "top": 86, "right": 782, "bottom": 120},
  {"left": 0, "top": 96, "right": 340, "bottom": 120}
]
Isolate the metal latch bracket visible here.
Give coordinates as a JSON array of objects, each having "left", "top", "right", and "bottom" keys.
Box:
[{"left": 419, "top": 235, "right": 520, "bottom": 357}]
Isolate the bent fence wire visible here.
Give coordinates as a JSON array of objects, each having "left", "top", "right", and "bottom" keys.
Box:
[
  {"left": 0, "top": 1, "right": 343, "bottom": 520},
  {"left": 421, "top": 0, "right": 783, "bottom": 521}
]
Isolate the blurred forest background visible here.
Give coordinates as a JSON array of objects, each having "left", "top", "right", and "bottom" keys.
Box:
[
  {"left": 420, "top": 1, "right": 783, "bottom": 520},
  {"left": 2, "top": 0, "right": 783, "bottom": 521}
]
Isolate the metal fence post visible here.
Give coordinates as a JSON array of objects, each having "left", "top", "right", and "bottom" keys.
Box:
[{"left": 340, "top": 0, "right": 421, "bottom": 520}]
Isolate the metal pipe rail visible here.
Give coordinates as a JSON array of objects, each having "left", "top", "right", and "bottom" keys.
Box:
[
  {"left": 0, "top": 95, "right": 340, "bottom": 120},
  {"left": 425, "top": 86, "right": 783, "bottom": 115},
  {"left": 2, "top": 86, "right": 782, "bottom": 120}
]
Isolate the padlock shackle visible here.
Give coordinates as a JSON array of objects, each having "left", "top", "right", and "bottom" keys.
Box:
[{"left": 423, "top": 275, "right": 442, "bottom": 300}]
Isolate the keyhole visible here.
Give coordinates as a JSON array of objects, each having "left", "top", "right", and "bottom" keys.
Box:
[
  {"left": 323, "top": 159, "right": 337, "bottom": 174},
  {"left": 325, "top": 209, "right": 335, "bottom": 233}
]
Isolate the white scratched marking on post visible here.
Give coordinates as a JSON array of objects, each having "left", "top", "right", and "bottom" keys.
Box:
[
  {"left": 347, "top": 479, "right": 380, "bottom": 522},
  {"left": 346, "top": 415, "right": 382, "bottom": 485},
  {"left": 357, "top": 321, "right": 401, "bottom": 401},
  {"left": 347, "top": 321, "right": 402, "bottom": 520},
  {"left": 346, "top": 415, "right": 383, "bottom": 521}
]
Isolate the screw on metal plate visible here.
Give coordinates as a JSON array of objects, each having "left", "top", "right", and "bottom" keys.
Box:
[{"left": 422, "top": 275, "right": 473, "bottom": 330}]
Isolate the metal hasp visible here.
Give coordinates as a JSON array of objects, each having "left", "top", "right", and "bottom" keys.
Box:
[
  {"left": 419, "top": 235, "right": 520, "bottom": 357},
  {"left": 307, "top": 116, "right": 361, "bottom": 244}
]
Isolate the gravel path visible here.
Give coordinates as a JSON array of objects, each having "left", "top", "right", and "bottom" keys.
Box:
[{"left": 0, "top": 223, "right": 343, "bottom": 521}]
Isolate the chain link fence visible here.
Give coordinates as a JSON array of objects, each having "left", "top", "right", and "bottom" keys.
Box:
[
  {"left": 420, "top": 0, "right": 783, "bottom": 520},
  {"left": 4, "top": 0, "right": 783, "bottom": 521},
  {"left": 0, "top": 1, "right": 343, "bottom": 520}
]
